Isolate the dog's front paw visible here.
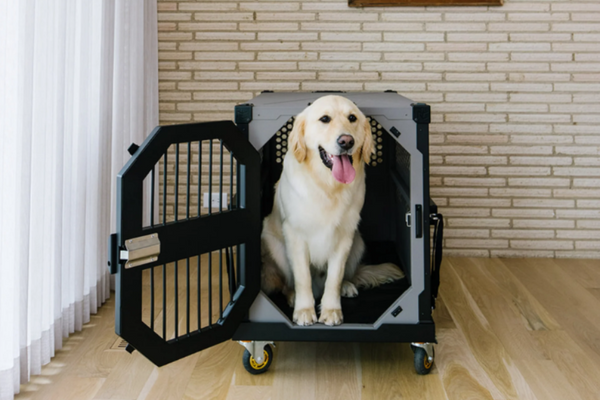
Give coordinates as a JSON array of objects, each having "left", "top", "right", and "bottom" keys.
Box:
[
  {"left": 318, "top": 308, "right": 343, "bottom": 326},
  {"left": 293, "top": 307, "right": 317, "bottom": 326},
  {"left": 341, "top": 281, "right": 358, "bottom": 298}
]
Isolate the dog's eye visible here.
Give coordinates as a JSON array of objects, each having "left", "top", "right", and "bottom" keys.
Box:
[
  {"left": 319, "top": 115, "right": 331, "bottom": 123},
  {"left": 348, "top": 114, "right": 357, "bottom": 123}
]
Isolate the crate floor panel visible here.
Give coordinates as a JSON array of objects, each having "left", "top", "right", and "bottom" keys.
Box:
[{"left": 268, "top": 241, "right": 410, "bottom": 324}]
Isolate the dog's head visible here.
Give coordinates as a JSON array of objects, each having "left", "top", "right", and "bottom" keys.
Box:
[{"left": 288, "top": 95, "right": 374, "bottom": 185}]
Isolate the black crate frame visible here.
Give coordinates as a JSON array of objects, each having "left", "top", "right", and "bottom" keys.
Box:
[{"left": 232, "top": 93, "right": 436, "bottom": 344}]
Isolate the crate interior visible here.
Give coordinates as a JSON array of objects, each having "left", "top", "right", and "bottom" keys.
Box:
[{"left": 259, "top": 117, "right": 413, "bottom": 324}]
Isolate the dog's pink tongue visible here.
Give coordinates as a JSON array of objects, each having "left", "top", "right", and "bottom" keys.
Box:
[{"left": 331, "top": 154, "right": 355, "bottom": 184}]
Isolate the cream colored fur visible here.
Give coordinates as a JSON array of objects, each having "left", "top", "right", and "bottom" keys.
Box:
[{"left": 261, "top": 95, "right": 404, "bottom": 326}]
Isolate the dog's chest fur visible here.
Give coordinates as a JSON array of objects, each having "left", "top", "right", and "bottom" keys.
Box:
[{"left": 276, "top": 157, "right": 365, "bottom": 268}]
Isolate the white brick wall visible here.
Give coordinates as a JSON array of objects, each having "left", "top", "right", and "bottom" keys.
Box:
[{"left": 158, "top": 0, "right": 600, "bottom": 259}]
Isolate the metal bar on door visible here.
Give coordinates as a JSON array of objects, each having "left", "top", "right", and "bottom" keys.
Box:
[
  {"left": 197, "top": 142, "right": 202, "bottom": 329},
  {"left": 174, "top": 145, "right": 179, "bottom": 339},
  {"left": 162, "top": 153, "right": 167, "bottom": 339}
]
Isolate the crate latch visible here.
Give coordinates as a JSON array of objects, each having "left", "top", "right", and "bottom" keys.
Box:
[{"left": 121, "top": 233, "right": 160, "bottom": 269}]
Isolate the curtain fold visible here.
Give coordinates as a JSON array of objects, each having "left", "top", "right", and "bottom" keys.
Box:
[{"left": 0, "top": 1, "right": 158, "bottom": 398}]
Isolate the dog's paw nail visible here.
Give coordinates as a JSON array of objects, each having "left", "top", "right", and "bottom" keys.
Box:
[
  {"left": 318, "top": 308, "right": 343, "bottom": 326},
  {"left": 293, "top": 308, "right": 317, "bottom": 326}
]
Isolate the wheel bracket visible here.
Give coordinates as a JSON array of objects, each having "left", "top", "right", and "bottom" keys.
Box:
[
  {"left": 237, "top": 341, "right": 274, "bottom": 365},
  {"left": 411, "top": 342, "right": 434, "bottom": 364}
]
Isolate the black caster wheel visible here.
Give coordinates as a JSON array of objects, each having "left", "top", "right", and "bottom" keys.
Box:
[
  {"left": 413, "top": 347, "right": 434, "bottom": 375},
  {"left": 242, "top": 344, "right": 273, "bottom": 375}
]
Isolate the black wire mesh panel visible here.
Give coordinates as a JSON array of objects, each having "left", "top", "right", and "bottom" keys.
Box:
[
  {"left": 141, "top": 247, "right": 240, "bottom": 341},
  {"left": 138, "top": 138, "right": 242, "bottom": 341},
  {"left": 141, "top": 140, "right": 238, "bottom": 227}
]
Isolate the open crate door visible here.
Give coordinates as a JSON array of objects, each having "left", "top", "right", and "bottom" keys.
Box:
[{"left": 110, "top": 121, "right": 261, "bottom": 366}]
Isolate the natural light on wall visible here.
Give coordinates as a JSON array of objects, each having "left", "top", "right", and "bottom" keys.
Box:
[{"left": 0, "top": 1, "right": 158, "bottom": 398}]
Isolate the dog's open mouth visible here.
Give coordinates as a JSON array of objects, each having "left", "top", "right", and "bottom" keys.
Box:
[{"left": 319, "top": 146, "right": 356, "bottom": 184}]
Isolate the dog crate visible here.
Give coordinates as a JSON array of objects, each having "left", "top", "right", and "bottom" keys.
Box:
[{"left": 108, "top": 91, "right": 444, "bottom": 375}]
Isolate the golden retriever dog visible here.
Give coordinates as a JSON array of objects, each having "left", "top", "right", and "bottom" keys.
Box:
[{"left": 261, "top": 95, "right": 404, "bottom": 326}]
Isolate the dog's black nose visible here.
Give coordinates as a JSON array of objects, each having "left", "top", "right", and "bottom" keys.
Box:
[{"left": 337, "top": 134, "right": 355, "bottom": 150}]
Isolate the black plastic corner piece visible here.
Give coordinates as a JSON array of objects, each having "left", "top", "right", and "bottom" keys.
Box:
[
  {"left": 127, "top": 143, "right": 140, "bottom": 156},
  {"left": 235, "top": 103, "right": 253, "bottom": 125},
  {"left": 412, "top": 103, "right": 431, "bottom": 124},
  {"left": 235, "top": 103, "right": 253, "bottom": 138}
]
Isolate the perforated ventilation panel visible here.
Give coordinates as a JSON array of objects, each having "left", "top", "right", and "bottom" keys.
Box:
[
  {"left": 368, "top": 117, "right": 385, "bottom": 167},
  {"left": 274, "top": 117, "right": 294, "bottom": 164},
  {"left": 272, "top": 116, "right": 387, "bottom": 166}
]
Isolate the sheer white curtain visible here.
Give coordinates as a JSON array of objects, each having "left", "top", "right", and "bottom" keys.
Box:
[{"left": 0, "top": 1, "right": 158, "bottom": 398}]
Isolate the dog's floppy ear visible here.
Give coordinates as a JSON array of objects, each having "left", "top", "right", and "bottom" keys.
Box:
[
  {"left": 289, "top": 112, "right": 307, "bottom": 163},
  {"left": 361, "top": 117, "right": 374, "bottom": 164}
]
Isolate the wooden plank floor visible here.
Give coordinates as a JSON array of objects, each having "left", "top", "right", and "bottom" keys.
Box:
[{"left": 15, "top": 257, "right": 600, "bottom": 400}]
